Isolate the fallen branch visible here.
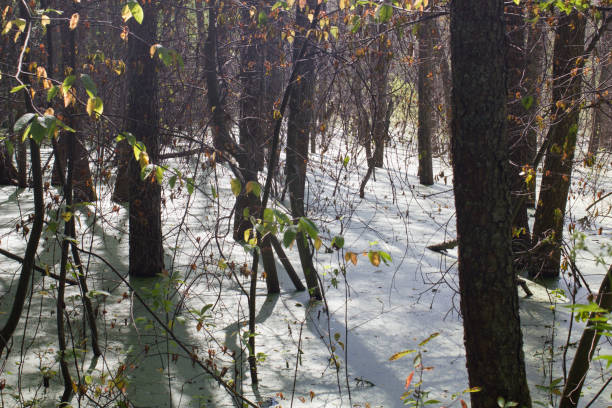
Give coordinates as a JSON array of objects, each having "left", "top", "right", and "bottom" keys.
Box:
[{"left": 0, "top": 248, "right": 78, "bottom": 286}]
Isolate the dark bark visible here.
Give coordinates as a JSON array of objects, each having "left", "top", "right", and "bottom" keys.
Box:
[
  {"left": 588, "top": 29, "right": 612, "bottom": 155},
  {"left": 449, "top": 0, "right": 532, "bottom": 406},
  {"left": 417, "top": 19, "right": 435, "bottom": 186},
  {"left": 532, "top": 10, "right": 586, "bottom": 279},
  {"left": 286, "top": 0, "right": 321, "bottom": 300},
  {"left": 559, "top": 264, "right": 612, "bottom": 408},
  {"left": 506, "top": 2, "right": 531, "bottom": 261},
  {"left": 0, "top": 138, "right": 44, "bottom": 356},
  {"left": 127, "top": 0, "right": 164, "bottom": 277},
  {"left": 52, "top": 3, "right": 96, "bottom": 203},
  {"left": 0, "top": 6, "right": 45, "bottom": 357},
  {"left": 0, "top": 142, "right": 19, "bottom": 186}
]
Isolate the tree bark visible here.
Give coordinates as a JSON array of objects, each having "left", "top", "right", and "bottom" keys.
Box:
[
  {"left": 532, "top": 10, "right": 586, "bottom": 279},
  {"left": 449, "top": 0, "right": 532, "bottom": 406},
  {"left": 559, "top": 264, "right": 612, "bottom": 408},
  {"left": 506, "top": 2, "right": 531, "bottom": 261},
  {"left": 286, "top": 0, "right": 321, "bottom": 300},
  {"left": 127, "top": 0, "right": 164, "bottom": 277},
  {"left": 417, "top": 18, "right": 435, "bottom": 186}
]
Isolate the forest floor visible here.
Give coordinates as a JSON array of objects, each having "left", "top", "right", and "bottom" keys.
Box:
[{"left": 0, "top": 137, "right": 611, "bottom": 408}]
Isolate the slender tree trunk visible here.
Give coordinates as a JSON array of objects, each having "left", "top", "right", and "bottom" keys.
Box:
[
  {"left": 417, "top": 18, "right": 435, "bottom": 186},
  {"left": 524, "top": 2, "right": 547, "bottom": 207},
  {"left": 449, "top": 0, "right": 532, "bottom": 406},
  {"left": 234, "top": 0, "right": 279, "bottom": 293},
  {"left": 52, "top": 0, "right": 96, "bottom": 203},
  {"left": 16, "top": 133, "right": 27, "bottom": 187},
  {"left": 506, "top": 2, "right": 531, "bottom": 260},
  {"left": 127, "top": 0, "right": 164, "bottom": 277},
  {"left": 286, "top": 0, "right": 321, "bottom": 300},
  {"left": 532, "top": 10, "right": 586, "bottom": 279},
  {"left": 0, "top": 5, "right": 45, "bottom": 357},
  {"left": 559, "top": 264, "right": 612, "bottom": 408},
  {"left": 588, "top": 29, "right": 611, "bottom": 155}
]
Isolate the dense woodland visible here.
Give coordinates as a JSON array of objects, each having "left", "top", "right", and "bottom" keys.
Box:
[{"left": 0, "top": 0, "right": 611, "bottom": 407}]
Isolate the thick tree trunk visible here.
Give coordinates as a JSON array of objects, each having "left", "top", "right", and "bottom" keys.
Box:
[
  {"left": 532, "top": 10, "right": 586, "bottom": 279},
  {"left": 127, "top": 0, "right": 164, "bottom": 277},
  {"left": 417, "top": 18, "right": 435, "bottom": 186},
  {"left": 286, "top": 0, "right": 321, "bottom": 300},
  {"left": 449, "top": 0, "right": 532, "bottom": 406}
]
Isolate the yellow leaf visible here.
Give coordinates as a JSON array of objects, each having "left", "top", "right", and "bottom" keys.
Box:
[
  {"left": 139, "top": 151, "right": 149, "bottom": 168},
  {"left": 62, "top": 212, "right": 73, "bottom": 222},
  {"left": 150, "top": 44, "right": 161, "bottom": 58},
  {"left": 389, "top": 349, "right": 415, "bottom": 361},
  {"left": 121, "top": 4, "right": 132, "bottom": 22},
  {"left": 41, "top": 15, "right": 50, "bottom": 27},
  {"left": 339, "top": 0, "right": 347, "bottom": 9},
  {"left": 314, "top": 237, "right": 322, "bottom": 251},
  {"left": 244, "top": 228, "right": 251, "bottom": 243},
  {"left": 298, "top": 0, "right": 306, "bottom": 9},
  {"left": 69, "top": 13, "right": 79, "bottom": 30},
  {"left": 44, "top": 107, "right": 54, "bottom": 116}
]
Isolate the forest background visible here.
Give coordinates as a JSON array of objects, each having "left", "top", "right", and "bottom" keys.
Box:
[{"left": 0, "top": 0, "right": 611, "bottom": 407}]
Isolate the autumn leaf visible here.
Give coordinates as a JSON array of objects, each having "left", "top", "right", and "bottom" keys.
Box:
[
  {"left": 460, "top": 399, "right": 468, "bottom": 408},
  {"left": 404, "top": 371, "right": 414, "bottom": 389},
  {"left": 389, "top": 349, "right": 416, "bottom": 361},
  {"left": 69, "top": 13, "right": 79, "bottom": 30}
]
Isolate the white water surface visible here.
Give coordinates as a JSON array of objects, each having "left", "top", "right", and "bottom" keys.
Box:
[{"left": 0, "top": 140, "right": 610, "bottom": 408}]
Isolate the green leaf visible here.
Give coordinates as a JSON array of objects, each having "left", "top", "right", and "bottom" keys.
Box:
[
  {"left": 258, "top": 11, "right": 268, "bottom": 26},
  {"left": 128, "top": 1, "right": 144, "bottom": 24},
  {"left": 521, "top": 95, "right": 534, "bottom": 110},
  {"left": 246, "top": 180, "right": 261, "bottom": 197},
  {"left": 47, "top": 85, "right": 59, "bottom": 102},
  {"left": 168, "top": 174, "right": 177, "bottom": 189},
  {"left": 186, "top": 178, "right": 195, "bottom": 195},
  {"left": 273, "top": 209, "right": 290, "bottom": 226},
  {"left": 298, "top": 217, "right": 318, "bottom": 239},
  {"left": 283, "top": 226, "right": 298, "bottom": 247},
  {"left": 13, "top": 113, "right": 36, "bottom": 132},
  {"left": 513, "top": 0, "right": 520, "bottom": 4},
  {"left": 87, "top": 290, "right": 111, "bottom": 298},
  {"left": 230, "top": 178, "right": 241, "bottom": 197},
  {"left": 80, "top": 73, "right": 98, "bottom": 98},
  {"left": 331, "top": 236, "right": 344, "bottom": 249},
  {"left": 377, "top": 3, "right": 392, "bottom": 23},
  {"left": 10, "top": 84, "right": 27, "bottom": 93},
  {"left": 62, "top": 75, "right": 76, "bottom": 93}
]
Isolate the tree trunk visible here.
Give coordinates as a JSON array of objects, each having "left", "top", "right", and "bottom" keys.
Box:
[
  {"left": 0, "top": 142, "right": 19, "bottom": 186},
  {"left": 52, "top": 2, "right": 96, "bottom": 203},
  {"left": 506, "top": 2, "right": 531, "bottom": 260},
  {"left": 559, "top": 263, "right": 612, "bottom": 408},
  {"left": 532, "top": 10, "right": 586, "bottom": 279},
  {"left": 449, "top": 0, "right": 532, "bottom": 406},
  {"left": 127, "top": 0, "right": 164, "bottom": 278},
  {"left": 417, "top": 18, "right": 435, "bottom": 186},
  {"left": 234, "top": 2, "right": 279, "bottom": 294},
  {"left": 588, "top": 29, "right": 611, "bottom": 155},
  {"left": 286, "top": 0, "right": 321, "bottom": 300}
]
